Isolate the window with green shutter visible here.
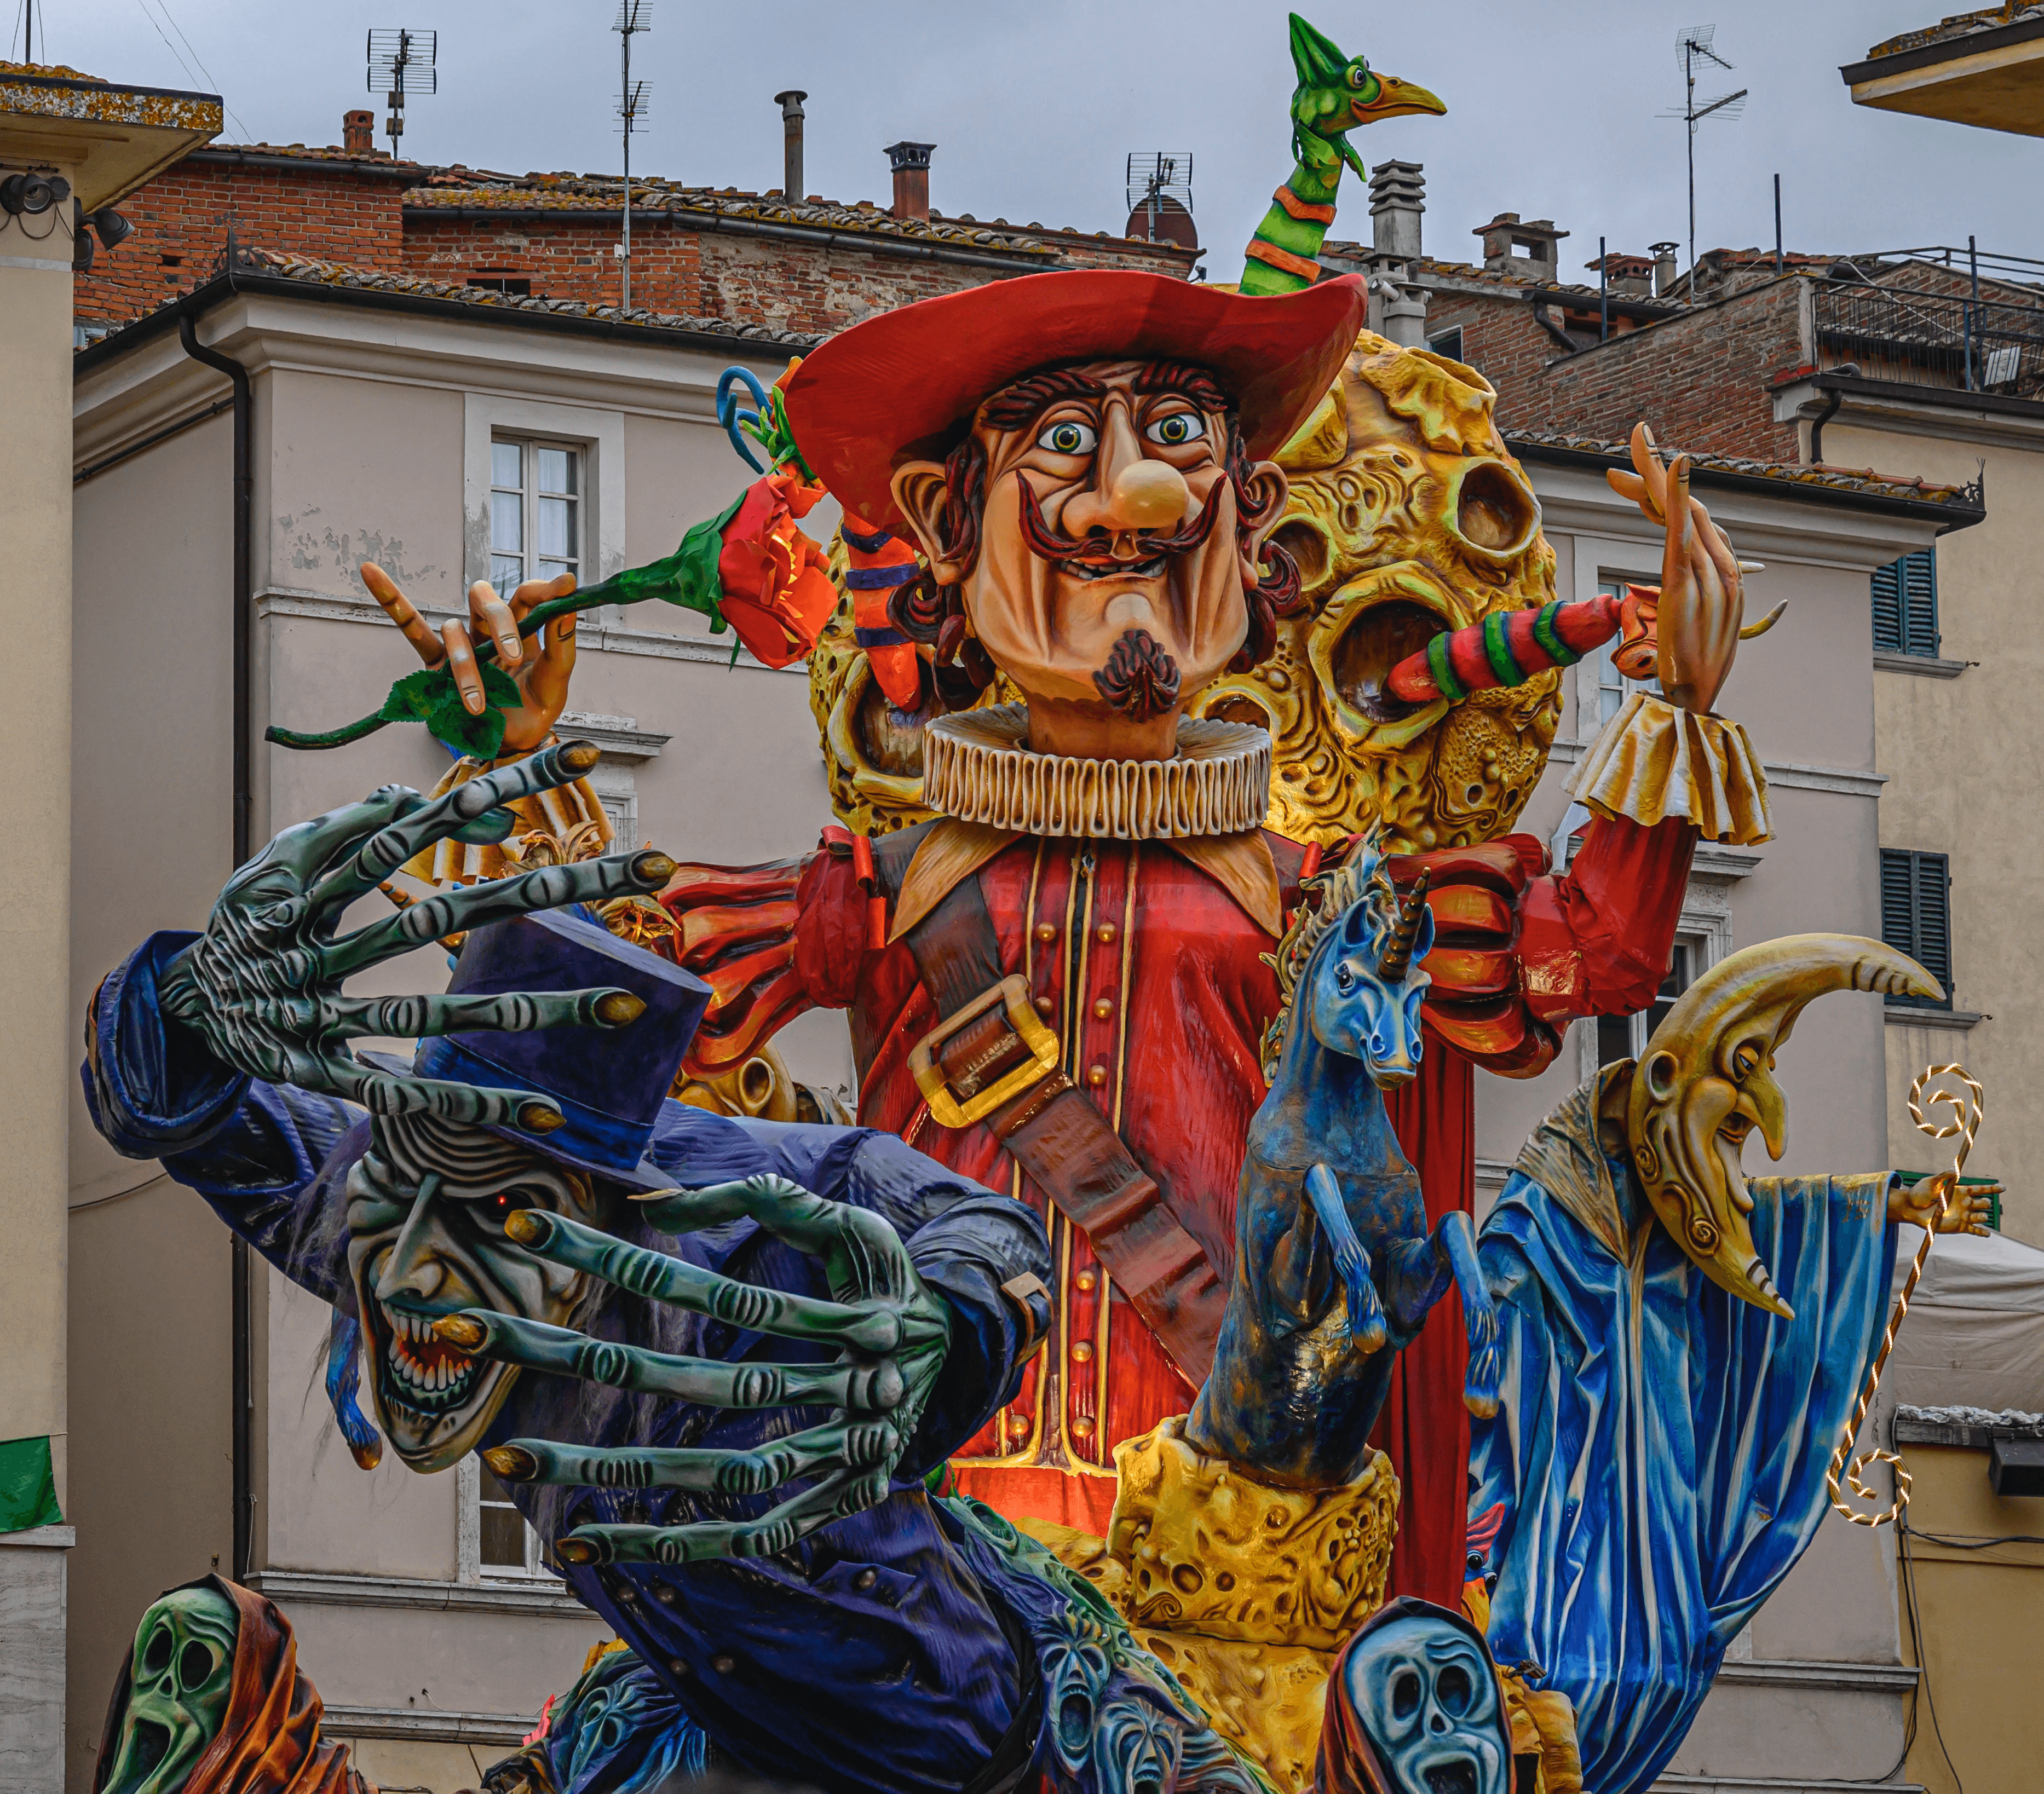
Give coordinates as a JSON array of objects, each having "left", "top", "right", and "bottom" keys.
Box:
[
  {"left": 1872, "top": 549, "right": 1939, "bottom": 658},
  {"left": 1880, "top": 849, "right": 1951, "bottom": 1008}
]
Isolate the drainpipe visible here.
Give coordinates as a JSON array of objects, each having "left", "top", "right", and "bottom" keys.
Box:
[
  {"left": 1807, "top": 361, "right": 1858, "bottom": 465},
  {"left": 178, "top": 303, "right": 255, "bottom": 1582}
]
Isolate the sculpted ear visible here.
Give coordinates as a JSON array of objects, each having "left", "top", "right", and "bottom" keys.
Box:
[
  {"left": 892, "top": 460, "right": 970, "bottom": 584},
  {"left": 1235, "top": 457, "right": 1289, "bottom": 570}
]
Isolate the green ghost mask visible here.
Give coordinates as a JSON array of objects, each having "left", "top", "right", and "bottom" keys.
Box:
[{"left": 101, "top": 1585, "right": 239, "bottom": 1794}]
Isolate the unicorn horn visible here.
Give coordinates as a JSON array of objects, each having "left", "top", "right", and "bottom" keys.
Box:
[{"left": 1378, "top": 869, "right": 1430, "bottom": 983}]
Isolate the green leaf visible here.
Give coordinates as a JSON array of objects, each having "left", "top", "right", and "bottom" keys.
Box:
[
  {"left": 425, "top": 691, "right": 508, "bottom": 760},
  {"left": 381, "top": 666, "right": 453, "bottom": 723},
  {"left": 479, "top": 661, "right": 523, "bottom": 709}
]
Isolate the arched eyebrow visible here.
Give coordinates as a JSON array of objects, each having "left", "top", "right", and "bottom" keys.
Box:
[
  {"left": 978, "top": 367, "right": 1110, "bottom": 434},
  {"left": 1132, "top": 360, "right": 1233, "bottom": 412}
]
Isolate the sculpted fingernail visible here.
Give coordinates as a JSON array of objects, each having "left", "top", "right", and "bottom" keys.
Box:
[
  {"left": 559, "top": 740, "right": 600, "bottom": 774},
  {"left": 595, "top": 991, "right": 646, "bottom": 1026},
  {"left": 482, "top": 1445, "right": 539, "bottom": 1482},
  {"left": 629, "top": 1186, "right": 684, "bottom": 1205},
  {"left": 555, "top": 1537, "right": 598, "bottom": 1566},
  {"left": 516, "top": 1101, "right": 565, "bottom": 1133},
  {"left": 434, "top": 1314, "right": 488, "bottom": 1348},
  {"left": 505, "top": 1209, "right": 549, "bottom": 1246},
  {"left": 634, "top": 851, "right": 677, "bottom": 884}
]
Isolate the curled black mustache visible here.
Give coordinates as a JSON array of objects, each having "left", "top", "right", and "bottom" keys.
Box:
[{"left": 1012, "top": 470, "right": 1222, "bottom": 564}]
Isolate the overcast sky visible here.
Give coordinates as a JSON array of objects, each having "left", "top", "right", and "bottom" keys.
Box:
[{"left": 30, "top": 0, "right": 2043, "bottom": 284}]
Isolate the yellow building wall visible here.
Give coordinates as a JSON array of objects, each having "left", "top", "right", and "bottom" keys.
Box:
[
  {"left": 1891, "top": 1441, "right": 2044, "bottom": 1794},
  {"left": 1827, "top": 422, "right": 2044, "bottom": 1245}
]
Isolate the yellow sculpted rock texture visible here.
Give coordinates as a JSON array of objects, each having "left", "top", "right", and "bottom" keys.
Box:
[
  {"left": 1188, "top": 331, "right": 1562, "bottom": 851},
  {"left": 1016, "top": 1416, "right": 1401, "bottom": 1792}
]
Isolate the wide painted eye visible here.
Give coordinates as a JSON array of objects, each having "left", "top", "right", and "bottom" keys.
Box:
[
  {"left": 1346, "top": 59, "right": 1370, "bottom": 89},
  {"left": 1437, "top": 1663, "right": 1474, "bottom": 1716},
  {"left": 1036, "top": 418, "right": 1097, "bottom": 456},
  {"left": 1143, "top": 411, "right": 1206, "bottom": 447},
  {"left": 1335, "top": 964, "right": 1356, "bottom": 995}
]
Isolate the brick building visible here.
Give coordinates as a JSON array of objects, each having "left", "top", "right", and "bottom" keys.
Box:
[{"left": 71, "top": 111, "right": 1194, "bottom": 345}]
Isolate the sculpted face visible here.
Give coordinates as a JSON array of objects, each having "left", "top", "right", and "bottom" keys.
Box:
[
  {"left": 894, "top": 359, "right": 1287, "bottom": 759},
  {"left": 101, "top": 1587, "right": 238, "bottom": 1794},
  {"left": 1625, "top": 934, "right": 1941, "bottom": 1318},
  {"left": 1341, "top": 1614, "right": 1508, "bottom": 1794},
  {"left": 346, "top": 1109, "right": 611, "bottom": 1470}
]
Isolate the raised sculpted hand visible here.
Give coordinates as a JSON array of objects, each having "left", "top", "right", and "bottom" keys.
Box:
[
  {"left": 1888, "top": 1170, "right": 1998, "bottom": 1237},
  {"left": 1607, "top": 424, "right": 1777, "bottom": 715},
  {"left": 361, "top": 562, "right": 579, "bottom": 754},
  {"left": 157, "top": 741, "right": 674, "bottom": 1128},
  {"left": 446, "top": 1173, "right": 953, "bottom": 1564}
]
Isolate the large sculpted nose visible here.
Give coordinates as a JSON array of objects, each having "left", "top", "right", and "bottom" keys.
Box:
[
  {"left": 375, "top": 1178, "right": 450, "bottom": 1303},
  {"left": 1062, "top": 403, "right": 1190, "bottom": 540}
]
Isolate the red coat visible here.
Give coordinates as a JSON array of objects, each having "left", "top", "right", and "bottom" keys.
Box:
[{"left": 659, "top": 813, "right": 1697, "bottom": 1594}]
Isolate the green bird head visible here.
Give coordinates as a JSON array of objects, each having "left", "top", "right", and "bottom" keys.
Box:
[{"left": 1287, "top": 14, "right": 1446, "bottom": 177}]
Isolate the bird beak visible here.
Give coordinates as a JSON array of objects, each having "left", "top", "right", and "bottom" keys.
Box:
[{"left": 1358, "top": 74, "right": 1448, "bottom": 124}]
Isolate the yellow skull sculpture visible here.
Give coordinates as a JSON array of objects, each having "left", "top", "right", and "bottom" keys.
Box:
[
  {"left": 806, "top": 332, "right": 1561, "bottom": 851},
  {"left": 1186, "top": 331, "right": 1561, "bottom": 850}
]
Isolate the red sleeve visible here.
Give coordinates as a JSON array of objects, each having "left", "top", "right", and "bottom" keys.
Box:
[
  {"left": 656, "top": 830, "right": 871, "bottom": 1077},
  {"left": 1517, "top": 814, "right": 1698, "bottom": 1032}
]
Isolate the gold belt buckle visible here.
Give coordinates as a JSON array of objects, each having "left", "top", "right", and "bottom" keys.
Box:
[{"left": 909, "top": 974, "right": 1060, "bottom": 1130}]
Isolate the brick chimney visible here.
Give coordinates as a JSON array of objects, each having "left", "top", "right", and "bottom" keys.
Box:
[
  {"left": 343, "top": 109, "right": 375, "bottom": 155},
  {"left": 885, "top": 141, "right": 934, "bottom": 222},
  {"left": 775, "top": 90, "right": 807, "bottom": 202},
  {"left": 1472, "top": 211, "right": 1568, "bottom": 282}
]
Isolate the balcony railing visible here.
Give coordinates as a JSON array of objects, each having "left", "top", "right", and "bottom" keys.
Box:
[{"left": 1814, "top": 279, "right": 2044, "bottom": 399}]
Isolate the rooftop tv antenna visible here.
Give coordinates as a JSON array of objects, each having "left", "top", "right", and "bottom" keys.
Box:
[
  {"left": 615, "top": 0, "right": 651, "bottom": 311},
  {"left": 366, "top": 29, "right": 436, "bottom": 160},
  {"left": 1125, "top": 152, "right": 1194, "bottom": 247},
  {"left": 1668, "top": 26, "right": 1747, "bottom": 280}
]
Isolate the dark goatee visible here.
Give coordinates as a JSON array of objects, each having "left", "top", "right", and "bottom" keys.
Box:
[{"left": 1093, "top": 628, "right": 1182, "bottom": 723}]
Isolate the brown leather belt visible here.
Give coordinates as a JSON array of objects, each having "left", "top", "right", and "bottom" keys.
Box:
[{"left": 877, "top": 829, "right": 1223, "bottom": 1385}]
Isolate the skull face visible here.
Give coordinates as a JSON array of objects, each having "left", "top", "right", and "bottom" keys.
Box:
[
  {"left": 344, "top": 1109, "right": 613, "bottom": 1471},
  {"left": 1189, "top": 332, "right": 1561, "bottom": 852},
  {"left": 1341, "top": 1614, "right": 1508, "bottom": 1794},
  {"left": 101, "top": 1587, "right": 238, "bottom": 1794}
]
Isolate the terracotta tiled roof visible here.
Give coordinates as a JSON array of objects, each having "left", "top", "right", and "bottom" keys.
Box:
[
  {"left": 100, "top": 245, "right": 821, "bottom": 348},
  {"left": 406, "top": 172, "right": 1068, "bottom": 257},
  {"left": 193, "top": 139, "right": 426, "bottom": 171},
  {"left": 1868, "top": 3, "right": 2044, "bottom": 59},
  {"left": 1507, "top": 428, "right": 1980, "bottom": 507}
]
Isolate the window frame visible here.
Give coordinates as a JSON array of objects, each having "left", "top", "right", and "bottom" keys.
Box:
[
  {"left": 1880, "top": 847, "right": 1953, "bottom": 1010},
  {"left": 456, "top": 1452, "right": 552, "bottom": 1582},
  {"left": 1872, "top": 548, "right": 1939, "bottom": 659},
  {"left": 1426, "top": 324, "right": 1466, "bottom": 365},
  {"left": 488, "top": 435, "right": 584, "bottom": 602}
]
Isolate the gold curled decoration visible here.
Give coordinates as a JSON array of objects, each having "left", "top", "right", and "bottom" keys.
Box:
[{"left": 1825, "top": 1063, "right": 1983, "bottom": 1526}]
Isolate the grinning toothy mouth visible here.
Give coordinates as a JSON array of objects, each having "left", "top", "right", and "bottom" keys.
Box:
[
  {"left": 377, "top": 1302, "right": 481, "bottom": 1418},
  {"left": 1065, "top": 555, "right": 1167, "bottom": 582}
]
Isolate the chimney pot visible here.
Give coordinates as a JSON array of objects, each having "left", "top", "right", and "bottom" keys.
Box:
[
  {"left": 1650, "top": 240, "right": 1679, "bottom": 298},
  {"left": 1368, "top": 159, "right": 1425, "bottom": 261},
  {"left": 884, "top": 141, "right": 935, "bottom": 222},
  {"left": 774, "top": 91, "right": 807, "bottom": 209},
  {"left": 343, "top": 109, "right": 375, "bottom": 155}
]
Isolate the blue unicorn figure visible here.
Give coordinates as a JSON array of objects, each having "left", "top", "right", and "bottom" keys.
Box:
[{"left": 1187, "top": 837, "right": 1500, "bottom": 1485}]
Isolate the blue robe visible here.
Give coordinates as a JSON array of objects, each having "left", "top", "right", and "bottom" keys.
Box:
[{"left": 1467, "top": 1074, "right": 1898, "bottom": 1794}]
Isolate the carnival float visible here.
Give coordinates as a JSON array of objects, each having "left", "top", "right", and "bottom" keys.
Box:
[{"left": 87, "top": 17, "right": 1993, "bottom": 1794}]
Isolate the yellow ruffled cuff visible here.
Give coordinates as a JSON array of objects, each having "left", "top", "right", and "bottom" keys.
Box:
[
  {"left": 401, "top": 736, "right": 614, "bottom": 887},
  {"left": 1565, "top": 692, "right": 1771, "bottom": 846}
]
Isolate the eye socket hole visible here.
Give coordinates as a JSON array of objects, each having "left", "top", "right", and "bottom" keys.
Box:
[
  {"left": 177, "top": 1641, "right": 215, "bottom": 1692},
  {"left": 141, "top": 1625, "right": 174, "bottom": 1676},
  {"left": 1437, "top": 1663, "right": 1474, "bottom": 1715},
  {"left": 1142, "top": 411, "right": 1205, "bottom": 447},
  {"left": 489, "top": 1192, "right": 515, "bottom": 1218},
  {"left": 1035, "top": 419, "right": 1098, "bottom": 456},
  {"left": 1392, "top": 1669, "right": 1423, "bottom": 1718}
]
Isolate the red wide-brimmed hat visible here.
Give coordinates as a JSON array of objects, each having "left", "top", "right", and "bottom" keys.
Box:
[{"left": 784, "top": 268, "right": 1367, "bottom": 529}]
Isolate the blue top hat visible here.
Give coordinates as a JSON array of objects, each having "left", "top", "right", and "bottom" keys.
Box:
[{"left": 411, "top": 909, "right": 711, "bottom": 1191}]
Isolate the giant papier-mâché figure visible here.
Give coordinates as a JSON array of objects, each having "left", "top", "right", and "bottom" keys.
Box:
[{"left": 1465, "top": 936, "right": 1995, "bottom": 1793}]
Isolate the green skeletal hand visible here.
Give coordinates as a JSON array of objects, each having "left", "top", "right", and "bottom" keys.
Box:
[
  {"left": 157, "top": 740, "right": 675, "bottom": 1130},
  {"left": 443, "top": 1173, "right": 953, "bottom": 1564}
]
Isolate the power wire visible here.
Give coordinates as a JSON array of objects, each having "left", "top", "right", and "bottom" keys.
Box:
[
  {"left": 1898, "top": 1516, "right": 1964, "bottom": 1794},
  {"left": 130, "top": 0, "right": 251, "bottom": 140},
  {"left": 152, "top": 0, "right": 251, "bottom": 138}
]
